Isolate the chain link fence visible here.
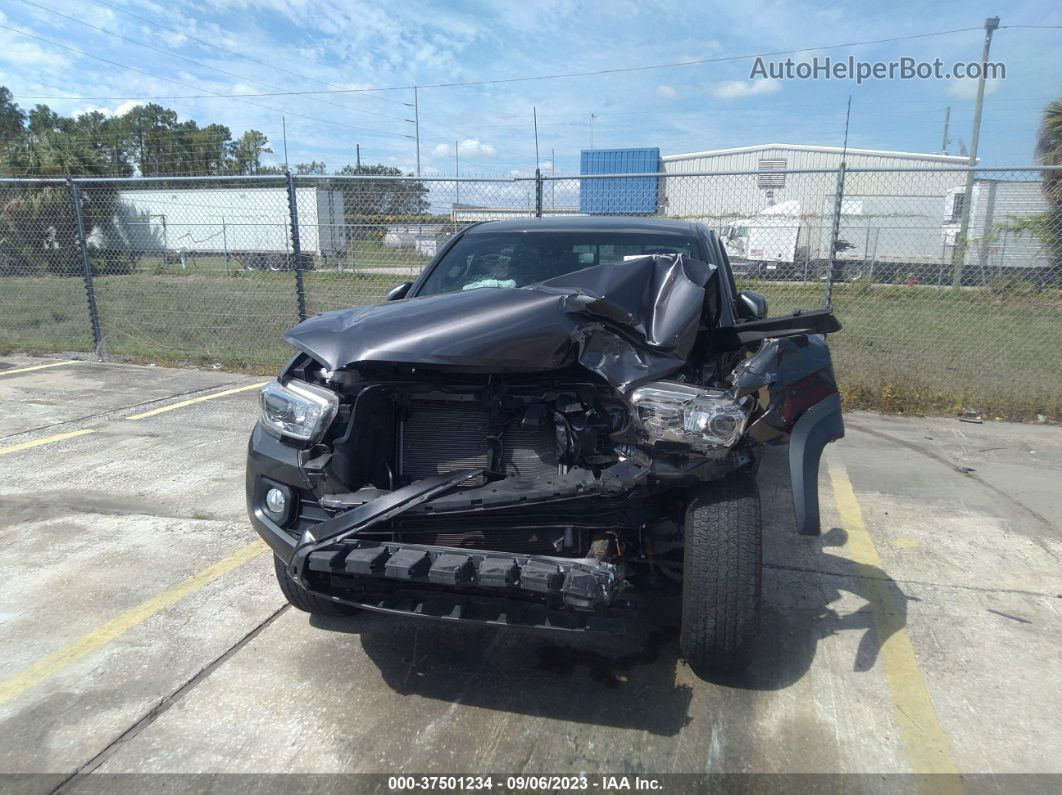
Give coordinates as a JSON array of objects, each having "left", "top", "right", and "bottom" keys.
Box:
[{"left": 1, "top": 168, "right": 1059, "bottom": 419}]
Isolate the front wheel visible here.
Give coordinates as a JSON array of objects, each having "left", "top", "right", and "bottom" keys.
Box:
[
  {"left": 273, "top": 555, "right": 360, "bottom": 616},
  {"left": 680, "top": 472, "right": 762, "bottom": 675}
]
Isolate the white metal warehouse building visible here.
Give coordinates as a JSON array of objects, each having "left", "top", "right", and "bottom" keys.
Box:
[
  {"left": 657, "top": 144, "right": 1048, "bottom": 271},
  {"left": 660, "top": 143, "right": 970, "bottom": 221}
]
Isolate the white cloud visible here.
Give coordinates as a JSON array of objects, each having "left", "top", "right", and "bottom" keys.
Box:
[
  {"left": 114, "top": 100, "right": 143, "bottom": 117},
  {"left": 947, "top": 78, "right": 1002, "bottom": 101},
  {"left": 711, "top": 80, "right": 782, "bottom": 100},
  {"left": 434, "top": 138, "right": 497, "bottom": 158},
  {"left": 0, "top": 13, "right": 73, "bottom": 70},
  {"left": 657, "top": 84, "right": 677, "bottom": 98}
]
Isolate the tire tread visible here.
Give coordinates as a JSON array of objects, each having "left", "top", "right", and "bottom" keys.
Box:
[{"left": 680, "top": 472, "right": 762, "bottom": 674}]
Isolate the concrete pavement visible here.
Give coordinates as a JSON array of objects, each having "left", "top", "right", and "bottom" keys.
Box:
[{"left": 0, "top": 355, "right": 1058, "bottom": 788}]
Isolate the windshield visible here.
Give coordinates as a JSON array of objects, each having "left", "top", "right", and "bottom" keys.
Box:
[{"left": 416, "top": 231, "right": 698, "bottom": 296}]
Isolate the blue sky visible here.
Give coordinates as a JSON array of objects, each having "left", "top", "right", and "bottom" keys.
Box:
[{"left": 1, "top": 0, "right": 1060, "bottom": 175}]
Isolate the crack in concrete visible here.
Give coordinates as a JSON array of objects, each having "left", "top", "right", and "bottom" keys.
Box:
[
  {"left": 0, "top": 378, "right": 255, "bottom": 441},
  {"left": 844, "top": 419, "right": 1060, "bottom": 559},
  {"left": 50, "top": 603, "right": 289, "bottom": 792}
]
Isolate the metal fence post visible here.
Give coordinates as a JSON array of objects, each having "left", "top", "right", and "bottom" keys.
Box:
[
  {"left": 286, "top": 172, "right": 307, "bottom": 321},
  {"left": 67, "top": 179, "right": 104, "bottom": 359},
  {"left": 825, "top": 162, "right": 846, "bottom": 311},
  {"left": 534, "top": 169, "right": 543, "bottom": 218}
]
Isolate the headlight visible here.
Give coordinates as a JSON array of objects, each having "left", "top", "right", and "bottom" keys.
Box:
[
  {"left": 258, "top": 380, "right": 338, "bottom": 442},
  {"left": 630, "top": 382, "right": 747, "bottom": 451}
]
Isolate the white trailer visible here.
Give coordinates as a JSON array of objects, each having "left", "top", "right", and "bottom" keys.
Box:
[
  {"left": 942, "top": 180, "right": 1052, "bottom": 273},
  {"left": 721, "top": 180, "right": 1053, "bottom": 282},
  {"left": 109, "top": 186, "right": 345, "bottom": 270}
]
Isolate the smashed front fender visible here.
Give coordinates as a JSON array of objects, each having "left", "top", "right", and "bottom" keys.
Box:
[{"left": 729, "top": 334, "right": 845, "bottom": 534}]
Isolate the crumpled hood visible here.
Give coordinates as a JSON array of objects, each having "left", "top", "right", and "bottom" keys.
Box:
[{"left": 284, "top": 254, "right": 716, "bottom": 391}]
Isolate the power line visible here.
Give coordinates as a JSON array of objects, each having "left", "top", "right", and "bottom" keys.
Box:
[
  {"left": 18, "top": 16, "right": 1047, "bottom": 149},
  {"left": 85, "top": 0, "right": 404, "bottom": 107},
  {"left": 7, "top": 24, "right": 1009, "bottom": 101},
  {"left": 83, "top": 0, "right": 473, "bottom": 141},
  {"left": 0, "top": 21, "right": 414, "bottom": 140},
  {"left": 12, "top": 0, "right": 413, "bottom": 128}
]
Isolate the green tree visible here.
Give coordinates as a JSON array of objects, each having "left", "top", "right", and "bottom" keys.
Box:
[
  {"left": 195, "top": 123, "right": 233, "bottom": 175},
  {"left": 231, "top": 130, "right": 272, "bottom": 175},
  {"left": 295, "top": 160, "right": 328, "bottom": 175},
  {"left": 1, "top": 133, "right": 120, "bottom": 275},
  {"left": 1035, "top": 98, "right": 1062, "bottom": 203},
  {"left": 0, "top": 88, "right": 25, "bottom": 151},
  {"left": 26, "top": 104, "right": 73, "bottom": 137},
  {"left": 1029, "top": 98, "right": 1062, "bottom": 274},
  {"left": 334, "top": 163, "right": 431, "bottom": 240},
  {"left": 72, "top": 110, "right": 133, "bottom": 177}
]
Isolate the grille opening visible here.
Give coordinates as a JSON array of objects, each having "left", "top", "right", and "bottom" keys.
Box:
[{"left": 399, "top": 398, "right": 557, "bottom": 483}]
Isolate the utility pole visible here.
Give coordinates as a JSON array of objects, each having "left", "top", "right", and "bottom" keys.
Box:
[
  {"left": 589, "top": 113, "right": 596, "bottom": 149},
  {"left": 533, "top": 106, "right": 542, "bottom": 218},
  {"left": 414, "top": 86, "right": 421, "bottom": 177},
  {"left": 951, "top": 16, "right": 1000, "bottom": 288},
  {"left": 533, "top": 106, "right": 540, "bottom": 169},
  {"left": 282, "top": 116, "right": 289, "bottom": 171},
  {"left": 356, "top": 143, "right": 361, "bottom": 170},
  {"left": 551, "top": 147, "right": 555, "bottom": 209},
  {"left": 940, "top": 106, "right": 951, "bottom": 154},
  {"left": 455, "top": 140, "right": 460, "bottom": 212}
]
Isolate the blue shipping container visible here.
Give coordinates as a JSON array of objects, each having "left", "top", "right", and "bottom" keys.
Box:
[{"left": 580, "top": 148, "right": 660, "bottom": 214}]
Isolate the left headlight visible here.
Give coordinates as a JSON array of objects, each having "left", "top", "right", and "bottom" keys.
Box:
[
  {"left": 258, "top": 379, "right": 338, "bottom": 442},
  {"left": 630, "top": 381, "right": 748, "bottom": 452}
]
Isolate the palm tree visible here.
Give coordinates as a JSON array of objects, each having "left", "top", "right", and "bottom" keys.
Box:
[{"left": 1036, "top": 99, "right": 1062, "bottom": 204}]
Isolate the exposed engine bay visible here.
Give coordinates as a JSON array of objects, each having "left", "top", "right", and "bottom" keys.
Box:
[{"left": 247, "top": 236, "right": 843, "bottom": 649}]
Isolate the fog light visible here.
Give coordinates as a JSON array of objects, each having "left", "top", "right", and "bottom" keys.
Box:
[{"left": 265, "top": 487, "right": 287, "bottom": 515}]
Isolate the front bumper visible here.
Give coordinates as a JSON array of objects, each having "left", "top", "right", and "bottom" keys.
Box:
[
  {"left": 246, "top": 424, "right": 631, "bottom": 632},
  {"left": 302, "top": 539, "right": 630, "bottom": 632}
]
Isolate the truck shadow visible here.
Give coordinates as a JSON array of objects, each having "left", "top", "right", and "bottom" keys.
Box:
[
  {"left": 317, "top": 592, "right": 694, "bottom": 736},
  {"left": 310, "top": 454, "right": 911, "bottom": 732},
  {"left": 310, "top": 522, "right": 909, "bottom": 734},
  {"left": 709, "top": 525, "right": 914, "bottom": 691}
]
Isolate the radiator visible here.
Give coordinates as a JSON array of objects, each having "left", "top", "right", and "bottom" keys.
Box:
[{"left": 400, "top": 399, "right": 557, "bottom": 481}]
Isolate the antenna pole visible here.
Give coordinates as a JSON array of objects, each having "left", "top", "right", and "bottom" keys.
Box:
[
  {"left": 533, "top": 106, "right": 540, "bottom": 169},
  {"left": 825, "top": 96, "right": 852, "bottom": 311},
  {"left": 413, "top": 86, "right": 421, "bottom": 178},
  {"left": 282, "top": 116, "right": 289, "bottom": 171}
]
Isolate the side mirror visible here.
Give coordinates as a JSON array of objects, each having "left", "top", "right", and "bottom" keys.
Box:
[
  {"left": 738, "top": 290, "right": 768, "bottom": 320},
  {"left": 386, "top": 281, "right": 413, "bottom": 301}
]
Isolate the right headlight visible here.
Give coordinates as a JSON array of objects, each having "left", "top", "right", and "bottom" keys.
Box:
[
  {"left": 258, "top": 379, "right": 338, "bottom": 442},
  {"left": 630, "top": 381, "right": 748, "bottom": 452}
]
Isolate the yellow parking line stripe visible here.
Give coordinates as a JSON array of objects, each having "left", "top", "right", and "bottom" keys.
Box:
[
  {"left": 0, "top": 361, "right": 75, "bottom": 376},
  {"left": 0, "top": 540, "right": 268, "bottom": 708},
  {"left": 828, "top": 461, "right": 962, "bottom": 790},
  {"left": 0, "top": 428, "right": 96, "bottom": 456},
  {"left": 126, "top": 382, "right": 267, "bottom": 420}
]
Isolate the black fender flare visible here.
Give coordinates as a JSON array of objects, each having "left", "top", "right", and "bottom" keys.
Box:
[{"left": 788, "top": 393, "right": 844, "bottom": 535}]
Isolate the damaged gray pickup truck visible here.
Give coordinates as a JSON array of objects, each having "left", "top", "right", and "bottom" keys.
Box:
[{"left": 246, "top": 216, "right": 843, "bottom": 674}]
